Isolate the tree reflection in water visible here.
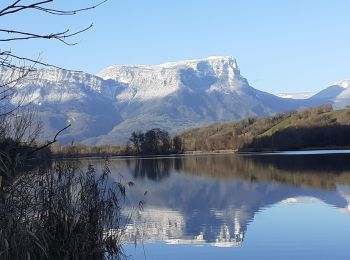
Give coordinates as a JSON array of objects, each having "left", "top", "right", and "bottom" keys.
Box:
[
  {"left": 131, "top": 158, "right": 171, "bottom": 181},
  {"left": 109, "top": 153, "right": 350, "bottom": 247},
  {"left": 127, "top": 154, "right": 350, "bottom": 189}
]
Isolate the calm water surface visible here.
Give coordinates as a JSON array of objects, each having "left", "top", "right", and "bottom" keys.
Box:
[{"left": 91, "top": 152, "right": 350, "bottom": 259}]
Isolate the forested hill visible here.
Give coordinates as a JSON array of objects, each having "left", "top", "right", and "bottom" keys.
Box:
[{"left": 179, "top": 105, "right": 350, "bottom": 152}]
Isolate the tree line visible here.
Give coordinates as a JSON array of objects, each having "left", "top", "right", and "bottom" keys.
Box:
[
  {"left": 129, "top": 128, "right": 183, "bottom": 155},
  {"left": 242, "top": 125, "right": 350, "bottom": 151}
]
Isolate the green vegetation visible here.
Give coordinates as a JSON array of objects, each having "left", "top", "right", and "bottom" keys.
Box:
[
  {"left": 179, "top": 104, "right": 350, "bottom": 152},
  {"left": 261, "top": 117, "right": 293, "bottom": 136}
]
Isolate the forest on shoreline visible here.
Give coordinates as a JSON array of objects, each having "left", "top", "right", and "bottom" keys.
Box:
[
  {"left": 179, "top": 104, "right": 350, "bottom": 152},
  {"left": 48, "top": 104, "right": 350, "bottom": 158}
]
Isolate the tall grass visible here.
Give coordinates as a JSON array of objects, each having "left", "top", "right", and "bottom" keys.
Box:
[{"left": 0, "top": 160, "right": 132, "bottom": 259}]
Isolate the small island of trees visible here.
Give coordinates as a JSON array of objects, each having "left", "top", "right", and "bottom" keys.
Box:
[{"left": 129, "top": 128, "right": 183, "bottom": 155}]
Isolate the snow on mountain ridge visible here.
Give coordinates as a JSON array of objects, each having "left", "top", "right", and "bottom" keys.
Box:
[
  {"left": 334, "top": 80, "right": 350, "bottom": 89},
  {"left": 98, "top": 56, "right": 237, "bottom": 73},
  {"left": 158, "top": 56, "right": 238, "bottom": 71},
  {"left": 2, "top": 56, "right": 344, "bottom": 144},
  {"left": 97, "top": 56, "right": 243, "bottom": 102},
  {"left": 310, "top": 80, "right": 350, "bottom": 108},
  {"left": 0, "top": 68, "right": 125, "bottom": 105},
  {"left": 275, "top": 92, "right": 315, "bottom": 99}
]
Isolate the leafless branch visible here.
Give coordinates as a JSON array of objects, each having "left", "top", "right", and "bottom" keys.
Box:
[
  {"left": 0, "top": 24, "right": 93, "bottom": 46},
  {"left": 1, "top": 51, "right": 70, "bottom": 70},
  {"left": 0, "top": 1, "right": 107, "bottom": 147},
  {"left": 29, "top": 124, "right": 71, "bottom": 155},
  {"left": 0, "top": 0, "right": 108, "bottom": 17}
]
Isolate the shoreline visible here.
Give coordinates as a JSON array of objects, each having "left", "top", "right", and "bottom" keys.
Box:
[{"left": 51, "top": 146, "right": 350, "bottom": 160}]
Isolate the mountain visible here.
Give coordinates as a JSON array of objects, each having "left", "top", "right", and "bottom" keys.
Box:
[
  {"left": 274, "top": 80, "right": 350, "bottom": 109},
  {"left": 0, "top": 68, "right": 124, "bottom": 143},
  {"left": 0, "top": 56, "right": 342, "bottom": 144},
  {"left": 310, "top": 80, "right": 350, "bottom": 108},
  {"left": 91, "top": 56, "right": 311, "bottom": 144},
  {"left": 275, "top": 92, "right": 315, "bottom": 99}
]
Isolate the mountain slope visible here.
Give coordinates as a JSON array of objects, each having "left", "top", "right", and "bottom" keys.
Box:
[
  {"left": 0, "top": 56, "right": 343, "bottom": 144},
  {"left": 310, "top": 80, "right": 350, "bottom": 108},
  {"left": 1, "top": 68, "right": 124, "bottom": 143}
]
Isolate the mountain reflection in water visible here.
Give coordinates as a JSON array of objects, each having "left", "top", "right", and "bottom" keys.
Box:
[{"left": 90, "top": 153, "right": 350, "bottom": 248}]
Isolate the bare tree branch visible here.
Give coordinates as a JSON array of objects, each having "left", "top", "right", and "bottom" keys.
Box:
[
  {"left": 1, "top": 51, "right": 73, "bottom": 70},
  {"left": 0, "top": 1, "right": 107, "bottom": 151},
  {"left": 29, "top": 124, "right": 71, "bottom": 155},
  {"left": 0, "top": 0, "right": 108, "bottom": 17},
  {"left": 0, "top": 24, "right": 93, "bottom": 45}
]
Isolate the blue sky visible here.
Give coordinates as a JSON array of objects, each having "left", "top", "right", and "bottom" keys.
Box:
[{"left": 2, "top": 0, "right": 350, "bottom": 93}]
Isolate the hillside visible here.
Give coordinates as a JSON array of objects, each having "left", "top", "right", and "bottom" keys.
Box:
[{"left": 179, "top": 105, "right": 350, "bottom": 152}]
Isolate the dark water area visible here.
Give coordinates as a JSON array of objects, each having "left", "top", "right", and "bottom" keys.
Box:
[{"left": 82, "top": 152, "right": 350, "bottom": 259}]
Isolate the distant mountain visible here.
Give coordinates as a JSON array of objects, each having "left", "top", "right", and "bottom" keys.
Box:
[
  {"left": 310, "top": 80, "right": 350, "bottom": 108},
  {"left": 0, "top": 56, "right": 346, "bottom": 144},
  {"left": 275, "top": 92, "right": 315, "bottom": 99},
  {"left": 276, "top": 80, "right": 350, "bottom": 108}
]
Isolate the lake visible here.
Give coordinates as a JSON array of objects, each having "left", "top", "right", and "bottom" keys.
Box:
[{"left": 89, "top": 152, "right": 350, "bottom": 259}]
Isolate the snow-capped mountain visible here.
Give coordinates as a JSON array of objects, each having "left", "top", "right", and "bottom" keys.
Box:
[
  {"left": 0, "top": 68, "right": 124, "bottom": 143},
  {"left": 275, "top": 92, "right": 315, "bottom": 99},
  {"left": 0, "top": 56, "right": 343, "bottom": 144},
  {"left": 98, "top": 56, "right": 244, "bottom": 102},
  {"left": 90, "top": 56, "right": 309, "bottom": 144},
  {"left": 310, "top": 80, "right": 350, "bottom": 108}
]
